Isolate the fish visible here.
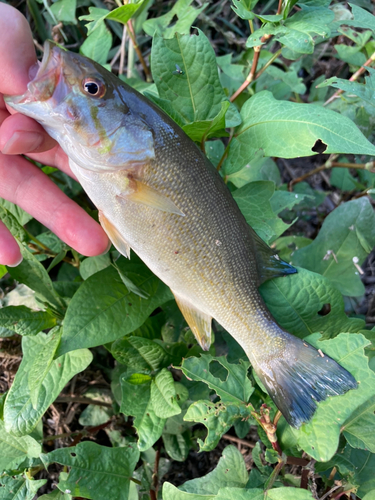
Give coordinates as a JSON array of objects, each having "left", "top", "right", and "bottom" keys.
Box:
[{"left": 5, "top": 41, "right": 357, "bottom": 428}]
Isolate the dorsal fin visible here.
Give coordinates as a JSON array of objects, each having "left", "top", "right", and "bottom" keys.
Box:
[{"left": 251, "top": 229, "right": 297, "bottom": 285}]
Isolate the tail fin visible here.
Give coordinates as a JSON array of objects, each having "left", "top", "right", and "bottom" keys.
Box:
[{"left": 255, "top": 338, "right": 357, "bottom": 428}]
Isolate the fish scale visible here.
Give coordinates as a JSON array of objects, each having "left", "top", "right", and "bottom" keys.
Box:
[{"left": 5, "top": 41, "right": 357, "bottom": 427}]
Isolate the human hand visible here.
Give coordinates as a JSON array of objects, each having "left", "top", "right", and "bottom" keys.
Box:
[{"left": 0, "top": 4, "right": 109, "bottom": 266}]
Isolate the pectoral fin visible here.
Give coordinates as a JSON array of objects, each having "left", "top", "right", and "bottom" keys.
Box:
[
  {"left": 117, "top": 180, "right": 184, "bottom": 216},
  {"left": 173, "top": 292, "right": 212, "bottom": 351},
  {"left": 99, "top": 211, "right": 131, "bottom": 259}
]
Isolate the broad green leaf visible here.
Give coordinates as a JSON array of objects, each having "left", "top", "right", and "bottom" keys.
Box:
[
  {"left": 182, "top": 101, "right": 230, "bottom": 143},
  {"left": 4, "top": 333, "right": 92, "bottom": 436},
  {"left": 318, "top": 69, "right": 375, "bottom": 109},
  {"left": 79, "top": 3, "right": 143, "bottom": 35},
  {"left": 0, "top": 476, "right": 46, "bottom": 500},
  {"left": 184, "top": 400, "right": 250, "bottom": 451},
  {"left": 330, "top": 167, "right": 358, "bottom": 191},
  {"left": 50, "top": 0, "right": 76, "bottom": 24},
  {"left": 80, "top": 253, "right": 111, "bottom": 279},
  {"left": 120, "top": 374, "right": 165, "bottom": 451},
  {"left": 270, "top": 190, "right": 310, "bottom": 214},
  {"left": 143, "top": 0, "right": 207, "bottom": 38},
  {"left": 260, "top": 267, "right": 365, "bottom": 339},
  {"left": 292, "top": 198, "right": 375, "bottom": 296},
  {"left": 151, "top": 31, "right": 240, "bottom": 128},
  {"left": 38, "top": 490, "right": 72, "bottom": 500},
  {"left": 341, "top": 395, "right": 375, "bottom": 452},
  {"left": 28, "top": 327, "right": 62, "bottom": 408},
  {"left": 265, "top": 489, "right": 314, "bottom": 500},
  {"left": 0, "top": 419, "right": 41, "bottom": 471},
  {"left": 0, "top": 306, "right": 56, "bottom": 336},
  {"left": 8, "top": 245, "right": 65, "bottom": 313},
  {"left": 163, "top": 483, "right": 215, "bottom": 500},
  {"left": 231, "top": 0, "right": 258, "bottom": 20},
  {"left": 80, "top": 21, "right": 112, "bottom": 65},
  {"left": 40, "top": 442, "right": 140, "bottom": 500},
  {"left": 180, "top": 445, "right": 248, "bottom": 494},
  {"left": 162, "top": 431, "right": 191, "bottom": 462},
  {"left": 112, "top": 336, "right": 170, "bottom": 370},
  {"left": 181, "top": 355, "right": 253, "bottom": 404},
  {"left": 224, "top": 155, "right": 281, "bottom": 188},
  {"left": 345, "top": 3, "right": 375, "bottom": 32},
  {"left": 246, "top": 7, "right": 333, "bottom": 54},
  {"left": 334, "top": 44, "right": 367, "bottom": 66},
  {"left": 59, "top": 258, "right": 172, "bottom": 355},
  {"left": 0, "top": 198, "right": 33, "bottom": 226},
  {"left": 295, "top": 333, "right": 375, "bottom": 462},
  {"left": 0, "top": 205, "right": 27, "bottom": 243},
  {"left": 224, "top": 91, "right": 375, "bottom": 177},
  {"left": 150, "top": 369, "right": 181, "bottom": 418},
  {"left": 232, "top": 181, "right": 294, "bottom": 243}
]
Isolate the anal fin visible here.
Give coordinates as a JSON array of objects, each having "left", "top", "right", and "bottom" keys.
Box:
[
  {"left": 173, "top": 291, "right": 212, "bottom": 351},
  {"left": 117, "top": 180, "right": 184, "bottom": 216},
  {"left": 99, "top": 211, "right": 131, "bottom": 259}
]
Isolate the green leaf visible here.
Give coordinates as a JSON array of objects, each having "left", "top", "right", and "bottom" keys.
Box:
[
  {"left": 4, "top": 333, "right": 92, "bottom": 436},
  {"left": 215, "top": 488, "right": 264, "bottom": 500},
  {"left": 341, "top": 395, "right": 375, "bottom": 452},
  {"left": 265, "top": 489, "right": 314, "bottom": 500},
  {"left": 79, "top": 3, "right": 143, "bottom": 35},
  {"left": 143, "top": 0, "right": 207, "bottom": 38},
  {"left": 232, "top": 181, "right": 294, "bottom": 244},
  {"left": 184, "top": 400, "right": 249, "bottom": 451},
  {"left": 78, "top": 388, "right": 114, "bottom": 427},
  {"left": 224, "top": 154, "right": 281, "bottom": 188},
  {"left": 0, "top": 476, "right": 46, "bottom": 500},
  {"left": 181, "top": 355, "right": 253, "bottom": 404},
  {"left": 8, "top": 246, "right": 65, "bottom": 313},
  {"left": 224, "top": 91, "right": 375, "bottom": 176},
  {"left": 292, "top": 198, "right": 375, "bottom": 296},
  {"left": 151, "top": 31, "right": 240, "bottom": 128},
  {"left": 28, "top": 327, "right": 62, "bottom": 408},
  {"left": 246, "top": 7, "right": 333, "bottom": 54},
  {"left": 231, "top": 0, "right": 258, "bottom": 20},
  {"left": 112, "top": 336, "right": 170, "bottom": 370},
  {"left": 59, "top": 258, "right": 172, "bottom": 355},
  {"left": 0, "top": 419, "right": 41, "bottom": 471},
  {"left": 80, "top": 254, "right": 111, "bottom": 280},
  {"left": 150, "top": 369, "right": 181, "bottom": 418},
  {"left": 162, "top": 431, "right": 191, "bottom": 461},
  {"left": 260, "top": 267, "right": 365, "bottom": 339},
  {"left": 0, "top": 306, "right": 56, "bottom": 336},
  {"left": 0, "top": 205, "right": 27, "bottom": 243},
  {"left": 80, "top": 21, "right": 112, "bottom": 65},
  {"left": 317, "top": 69, "right": 375, "bottom": 109},
  {"left": 0, "top": 198, "right": 33, "bottom": 226},
  {"left": 163, "top": 483, "right": 216, "bottom": 500},
  {"left": 120, "top": 374, "right": 165, "bottom": 451},
  {"left": 50, "top": 0, "right": 77, "bottom": 24},
  {"left": 295, "top": 333, "right": 375, "bottom": 462},
  {"left": 182, "top": 101, "right": 230, "bottom": 143},
  {"left": 180, "top": 445, "right": 248, "bottom": 494},
  {"left": 40, "top": 441, "right": 140, "bottom": 500}
]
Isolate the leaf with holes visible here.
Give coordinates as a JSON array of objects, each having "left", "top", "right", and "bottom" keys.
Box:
[
  {"left": 181, "top": 355, "right": 253, "bottom": 405},
  {"left": 223, "top": 91, "right": 375, "bottom": 178},
  {"left": 260, "top": 267, "right": 364, "bottom": 340},
  {"left": 40, "top": 442, "right": 139, "bottom": 500}
]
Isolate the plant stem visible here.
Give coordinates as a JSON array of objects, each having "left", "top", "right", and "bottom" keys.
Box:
[
  {"left": 288, "top": 156, "right": 375, "bottom": 190},
  {"left": 324, "top": 50, "right": 375, "bottom": 106},
  {"left": 265, "top": 458, "right": 285, "bottom": 491},
  {"left": 55, "top": 395, "right": 113, "bottom": 407},
  {"left": 222, "top": 434, "right": 255, "bottom": 448},
  {"left": 126, "top": 19, "right": 152, "bottom": 82}
]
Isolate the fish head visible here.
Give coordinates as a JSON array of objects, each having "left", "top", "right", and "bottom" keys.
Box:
[{"left": 5, "top": 41, "right": 155, "bottom": 172}]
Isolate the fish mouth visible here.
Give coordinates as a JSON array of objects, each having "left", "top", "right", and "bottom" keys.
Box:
[{"left": 5, "top": 41, "right": 68, "bottom": 109}]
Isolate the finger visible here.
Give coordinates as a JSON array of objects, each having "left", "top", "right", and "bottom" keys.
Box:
[
  {"left": 0, "top": 114, "right": 57, "bottom": 155},
  {"left": 0, "top": 4, "right": 37, "bottom": 95},
  {"left": 0, "top": 153, "right": 109, "bottom": 256},
  {"left": 0, "top": 221, "right": 23, "bottom": 267}
]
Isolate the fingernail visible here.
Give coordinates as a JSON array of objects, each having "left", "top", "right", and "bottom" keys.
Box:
[
  {"left": 2, "top": 131, "right": 44, "bottom": 155},
  {"left": 6, "top": 254, "right": 23, "bottom": 267}
]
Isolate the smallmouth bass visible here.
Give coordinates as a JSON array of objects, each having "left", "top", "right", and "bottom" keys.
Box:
[{"left": 6, "top": 42, "right": 357, "bottom": 427}]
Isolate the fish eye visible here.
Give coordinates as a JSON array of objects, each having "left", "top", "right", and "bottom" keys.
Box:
[{"left": 82, "top": 78, "right": 106, "bottom": 98}]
